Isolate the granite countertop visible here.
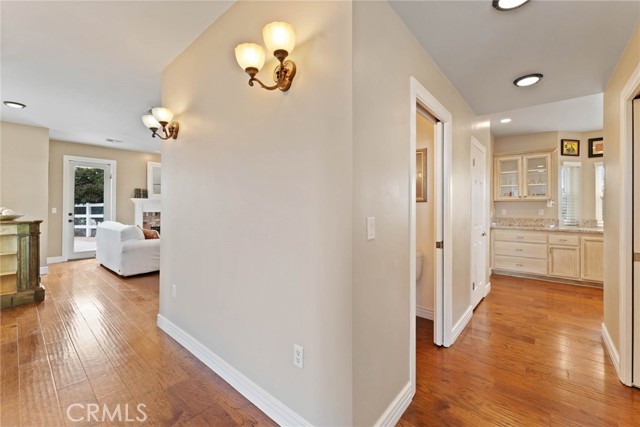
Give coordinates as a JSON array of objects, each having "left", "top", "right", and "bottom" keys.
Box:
[{"left": 491, "top": 224, "right": 603, "bottom": 235}]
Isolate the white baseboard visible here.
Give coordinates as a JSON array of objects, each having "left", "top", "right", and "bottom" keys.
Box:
[
  {"left": 373, "top": 381, "right": 414, "bottom": 427},
  {"left": 157, "top": 315, "right": 311, "bottom": 427},
  {"left": 47, "top": 256, "right": 66, "bottom": 264},
  {"left": 416, "top": 306, "right": 434, "bottom": 320},
  {"left": 450, "top": 305, "right": 473, "bottom": 346},
  {"left": 601, "top": 322, "right": 621, "bottom": 378},
  {"left": 40, "top": 266, "right": 48, "bottom": 275},
  {"left": 485, "top": 282, "right": 492, "bottom": 297}
]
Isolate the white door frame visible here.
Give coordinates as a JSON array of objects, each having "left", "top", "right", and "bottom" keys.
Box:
[
  {"left": 470, "top": 136, "right": 488, "bottom": 308},
  {"left": 615, "top": 61, "right": 640, "bottom": 386},
  {"left": 62, "top": 155, "right": 117, "bottom": 261},
  {"left": 409, "top": 77, "right": 453, "bottom": 390}
]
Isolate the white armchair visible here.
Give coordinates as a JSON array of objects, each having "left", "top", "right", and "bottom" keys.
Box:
[{"left": 96, "top": 221, "right": 160, "bottom": 276}]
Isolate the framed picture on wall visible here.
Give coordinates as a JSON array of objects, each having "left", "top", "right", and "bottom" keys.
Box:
[
  {"left": 416, "top": 148, "right": 427, "bottom": 202},
  {"left": 561, "top": 139, "right": 580, "bottom": 156},
  {"left": 588, "top": 137, "right": 604, "bottom": 158}
]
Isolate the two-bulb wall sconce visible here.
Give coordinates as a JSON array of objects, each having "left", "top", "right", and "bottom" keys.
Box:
[
  {"left": 235, "top": 21, "right": 297, "bottom": 92},
  {"left": 142, "top": 107, "right": 179, "bottom": 140}
]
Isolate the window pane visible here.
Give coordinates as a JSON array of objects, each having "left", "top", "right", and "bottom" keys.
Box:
[{"left": 561, "top": 162, "right": 581, "bottom": 226}]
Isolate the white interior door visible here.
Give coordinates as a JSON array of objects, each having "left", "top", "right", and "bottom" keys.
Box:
[
  {"left": 64, "top": 159, "right": 113, "bottom": 260},
  {"left": 470, "top": 138, "right": 487, "bottom": 308},
  {"left": 434, "top": 121, "right": 444, "bottom": 345},
  {"left": 633, "top": 98, "right": 640, "bottom": 386}
]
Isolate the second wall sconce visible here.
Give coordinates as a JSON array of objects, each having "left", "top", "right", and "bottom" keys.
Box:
[
  {"left": 235, "top": 21, "right": 297, "bottom": 92},
  {"left": 142, "top": 107, "right": 179, "bottom": 140}
]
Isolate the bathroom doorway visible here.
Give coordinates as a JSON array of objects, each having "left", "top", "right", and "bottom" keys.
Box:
[{"left": 409, "top": 77, "right": 453, "bottom": 392}]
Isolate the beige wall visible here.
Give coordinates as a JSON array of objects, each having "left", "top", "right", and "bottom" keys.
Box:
[
  {"left": 0, "top": 121, "right": 49, "bottom": 268},
  {"left": 352, "top": 2, "right": 491, "bottom": 425},
  {"left": 47, "top": 140, "right": 159, "bottom": 258},
  {"left": 416, "top": 113, "right": 435, "bottom": 315},
  {"left": 494, "top": 130, "right": 603, "bottom": 222},
  {"left": 161, "top": 2, "right": 353, "bottom": 425},
  {"left": 603, "top": 22, "right": 640, "bottom": 352}
]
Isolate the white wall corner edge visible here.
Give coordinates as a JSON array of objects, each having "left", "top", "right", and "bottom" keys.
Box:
[
  {"left": 156, "top": 314, "right": 312, "bottom": 427},
  {"left": 373, "top": 381, "right": 414, "bottom": 427},
  {"left": 449, "top": 305, "right": 473, "bottom": 346},
  {"left": 416, "top": 306, "right": 434, "bottom": 320},
  {"left": 601, "top": 322, "right": 621, "bottom": 380},
  {"left": 47, "top": 256, "right": 67, "bottom": 264},
  {"left": 485, "top": 282, "right": 492, "bottom": 297}
]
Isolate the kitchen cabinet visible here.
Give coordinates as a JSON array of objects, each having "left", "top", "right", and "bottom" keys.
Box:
[
  {"left": 494, "top": 153, "right": 552, "bottom": 201},
  {"left": 581, "top": 237, "right": 604, "bottom": 282},
  {"left": 491, "top": 228, "right": 602, "bottom": 284},
  {"left": 0, "top": 220, "right": 44, "bottom": 308}
]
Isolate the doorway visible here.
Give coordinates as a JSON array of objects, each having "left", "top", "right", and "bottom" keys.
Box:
[
  {"left": 62, "top": 156, "right": 115, "bottom": 260},
  {"left": 633, "top": 96, "right": 640, "bottom": 387},
  {"left": 409, "top": 77, "right": 453, "bottom": 392}
]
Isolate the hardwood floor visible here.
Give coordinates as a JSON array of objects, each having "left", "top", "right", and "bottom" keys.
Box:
[
  {"left": 400, "top": 274, "right": 640, "bottom": 427},
  {"left": 0, "top": 259, "right": 274, "bottom": 427},
  {"left": 2, "top": 263, "right": 638, "bottom": 426}
]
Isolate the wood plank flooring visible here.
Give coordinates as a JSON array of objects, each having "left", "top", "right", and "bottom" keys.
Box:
[
  {"left": 0, "top": 259, "right": 274, "bottom": 427},
  {"left": 2, "top": 263, "right": 639, "bottom": 426},
  {"left": 400, "top": 274, "right": 640, "bottom": 427}
]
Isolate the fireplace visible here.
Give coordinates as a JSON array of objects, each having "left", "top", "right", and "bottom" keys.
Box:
[{"left": 131, "top": 198, "right": 161, "bottom": 234}]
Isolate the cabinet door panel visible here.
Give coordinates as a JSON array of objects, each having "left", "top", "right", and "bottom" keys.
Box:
[
  {"left": 523, "top": 154, "right": 551, "bottom": 200},
  {"left": 548, "top": 245, "right": 580, "bottom": 278},
  {"left": 495, "top": 156, "right": 522, "bottom": 201},
  {"left": 581, "top": 237, "right": 603, "bottom": 282}
]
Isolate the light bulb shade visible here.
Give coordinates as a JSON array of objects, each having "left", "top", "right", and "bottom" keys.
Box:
[
  {"left": 262, "top": 22, "right": 296, "bottom": 55},
  {"left": 151, "top": 107, "right": 174, "bottom": 124},
  {"left": 235, "top": 43, "right": 266, "bottom": 71},
  {"left": 142, "top": 114, "right": 160, "bottom": 129}
]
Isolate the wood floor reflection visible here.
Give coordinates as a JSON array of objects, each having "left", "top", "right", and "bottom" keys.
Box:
[
  {"left": 400, "top": 275, "right": 640, "bottom": 427},
  {"left": 0, "top": 259, "right": 274, "bottom": 427}
]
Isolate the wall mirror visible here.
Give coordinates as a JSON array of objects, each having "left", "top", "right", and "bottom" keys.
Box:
[{"left": 147, "top": 162, "right": 161, "bottom": 199}]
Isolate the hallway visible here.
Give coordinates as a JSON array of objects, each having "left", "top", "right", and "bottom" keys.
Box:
[{"left": 400, "top": 275, "right": 640, "bottom": 426}]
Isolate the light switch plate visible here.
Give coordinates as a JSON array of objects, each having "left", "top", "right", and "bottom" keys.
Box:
[
  {"left": 51, "top": 208, "right": 57, "bottom": 214},
  {"left": 366, "top": 217, "right": 375, "bottom": 240},
  {"left": 538, "top": 209, "right": 545, "bottom": 216},
  {"left": 500, "top": 209, "right": 507, "bottom": 216}
]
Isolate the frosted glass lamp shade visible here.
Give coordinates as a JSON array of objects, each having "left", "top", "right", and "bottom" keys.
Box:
[
  {"left": 142, "top": 114, "right": 160, "bottom": 129},
  {"left": 235, "top": 43, "right": 266, "bottom": 71},
  {"left": 262, "top": 22, "right": 296, "bottom": 55},
  {"left": 151, "top": 107, "right": 174, "bottom": 124}
]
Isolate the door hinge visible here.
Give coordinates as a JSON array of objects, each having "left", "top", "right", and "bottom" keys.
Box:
[
  {"left": 473, "top": 159, "right": 476, "bottom": 166},
  {"left": 634, "top": 252, "right": 640, "bottom": 262},
  {"left": 472, "top": 281, "right": 476, "bottom": 290},
  {"left": 436, "top": 241, "right": 444, "bottom": 249}
]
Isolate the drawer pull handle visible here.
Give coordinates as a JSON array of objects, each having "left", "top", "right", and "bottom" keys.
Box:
[
  {"left": 516, "top": 263, "right": 523, "bottom": 267},
  {"left": 516, "top": 236, "right": 524, "bottom": 239},
  {"left": 515, "top": 249, "right": 523, "bottom": 252}
]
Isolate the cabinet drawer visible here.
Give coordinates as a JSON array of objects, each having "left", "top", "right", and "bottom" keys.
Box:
[
  {"left": 0, "top": 225, "right": 17, "bottom": 236},
  {"left": 548, "top": 234, "right": 579, "bottom": 246},
  {"left": 494, "top": 241, "right": 547, "bottom": 259},
  {"left": 495, "top": 255, "right": 547, "bottom": 275},
  {"left": 493, "top": 229, "right": 547, "bottom": 244}
]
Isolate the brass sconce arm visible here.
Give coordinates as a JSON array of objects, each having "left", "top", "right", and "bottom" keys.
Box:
[
  {"left": 150, "top": 122, "right": 179, "bottom": 140},
  {"left": 244, "top": 56, "right": 296, "bottom": 92}
]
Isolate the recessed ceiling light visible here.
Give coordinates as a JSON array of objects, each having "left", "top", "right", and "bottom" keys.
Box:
[
  {"left": 3, "top": 101, "right": 26, "bottom": 109},
  {"left": 500, "top": 118, "right": 512, "bottom": 124},
  {"left": 492, "top": 0, "right": 531, "bottom": 11},
  {"left": 513, "top": 73, "right": 543, "bottom": 87}
]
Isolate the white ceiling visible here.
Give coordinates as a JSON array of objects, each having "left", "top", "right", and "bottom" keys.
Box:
[
  {"left": 391, "top": 0, "right": 640, "bottom": 136},
  {"left": 1, "top": 1, "right": 233, "bottom": 153},
  {"left": 1, "top": 1, "right": 638, "bottom": 148},
  {"left": 488, "top": 93, "right": 603, "bottom": 137}
]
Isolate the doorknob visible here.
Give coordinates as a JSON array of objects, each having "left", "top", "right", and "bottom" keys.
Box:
[
  {"left": 482, "top": 231, "right": 487, "bottom": 237},
  {"left": 68, "top": 212, "right": 73, "bottom": 216},
  {"left": 68, "top": 219, "right": 73, "bottom": 223}
]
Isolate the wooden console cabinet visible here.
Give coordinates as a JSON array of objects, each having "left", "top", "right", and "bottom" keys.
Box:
[{"left": 0, "top": 220, "right": 45, "bottom": 308}]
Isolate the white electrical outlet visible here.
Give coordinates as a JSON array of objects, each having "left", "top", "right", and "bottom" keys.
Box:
[
  {"left": 366, "top": 217, "right": 376, "bottom": 240},
  {"left": 171, "top": 284, "right": 177, "bottom": 298},
  {"left": 538, "top": 209, "right": 545, "bottom": 216},
  {"left": 293, "top": 344, "right": 304, "bottom": 369},
  {"left": 51, "top": 207, "right": 57, "bottom": 214},
  {"left": 501, "top": 209, "right": 507, "bottom": 216}
]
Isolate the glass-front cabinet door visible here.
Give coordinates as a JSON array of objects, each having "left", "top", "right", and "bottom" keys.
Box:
[
  {"left": 495, "top": 156, "right": 521, "bottom": 200},
  {"left": 523, "top": 154, "right": 551, "bottom": 200}
]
